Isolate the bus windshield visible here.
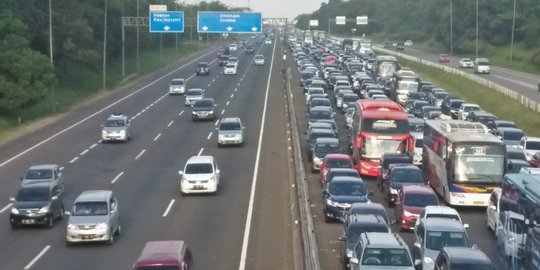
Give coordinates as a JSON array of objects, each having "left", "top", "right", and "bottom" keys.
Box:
[
  {"left": 363, "top": 138, "right": 407, "bottom": 158},
  {"left": 361, "top": 119, "right": 409, "bottom": 134},
  {"left": 452, "top": 144, "right": 505, "bottom": 183}
]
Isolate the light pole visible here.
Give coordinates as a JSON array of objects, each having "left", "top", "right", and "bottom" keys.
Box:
[
  {"left": 449, "top": 0, "right": 453, "bottom": 56},
  {"left": 351, "top": 28, "right": 356, "bottom": 38},
  {"left": 48, "top": 0, "right": 56, "bottom": 111},
  {"left": 510, "top": 0, "right": 517, "bottom": 61},
  {"left": 476, "top": 0, "right": 478, "bottom": 59},
  {"left": 102, "top": 0, "right": 108, "bottom": 90},
  {"left": 136, "top": 0, "right": 140, "bottom": 74}
]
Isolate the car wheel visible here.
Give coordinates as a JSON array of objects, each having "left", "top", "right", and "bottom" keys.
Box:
[{"left": 107, "top": 230, "right": 115, "bottom": 245}]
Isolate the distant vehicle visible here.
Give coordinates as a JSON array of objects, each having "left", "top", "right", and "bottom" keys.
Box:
[
  {"left": 395, "top": 41, "right": 405, "bottom": 51},
  {"left": 229, "top": 43, "right": 237, "bottom": 52},
  {"left": 473, "top": 58, "right": 490, "bottom": 74},
  {"left": 377, "top": 153, "right": 413, "bottom": 191},
  {"left": 179, "top": 156, "right": 220, "bottom": 195},
  {"left": 434, "top": 247, "right": 494, "bottom": 270},
  {"left": 184, "top": 88, "right": 204, "bottom": 106},
  {"left": 438, "top": 54, "right": 450, "bottom": 63},
  {"left": 196, "top": 62, "right": 210, "bottom": 75},
  {"left": 133, "top": 241, "right": 194, "bottom": 270},
  {"left": 457, "top": 103, "right": 481, "bottom": 120},
  {"left": 349, "top": 232, "right": 416, "bottom": 270},
  {"left": 344, "top": 202, "right": 390, "bottom": 225},
  {"left": 254, "top": 54, "right": 265, "bottom": 65},
  {"left": 395, "top": 185, "right": 439, "bottom": 231},
  {"left": 458, "top": 58, "right": 474, "bottom": 68},
  {"left": 21, "top": 164, "right": 64, "bottom": 191},
  {"left": 530, "top": 152, "right": 540, "bottom": 168},
  {"left": 169, "top": 78, "right": 186, "bottom": 95},
  {"left": 342, "top": 39, "right": 353, "bottom": 50},
  {"left": 518, "top": 136, "right": 540, "bottom": 161},
  {"left": 223, "top": 63, "right": 237, "bottom": 75},
  {"left": 404, "top": 40, "right": 413, "bottom": 46},
  {"left": 311, "top": 139, "right": 341, "bottom": 172},
  {"left": 495, "top": 127, "right": 524, "bottom": 147},
  {"left": 245, "top": 44, "right": 254, "bottom": 54},
  {"left": 101, "top": 113, "right": 131, "bottom": 143},
  {"left": 218, "top": 55, "right": 229, "bottom": 66},
  {"left": 415, "top": 205, "right": 466, "bottom": 229},
  {"left": 10, "top": 182, "right": 64, "bottom": 229},
  {"left": 216, "top": 117, "right": 245, "bottom": 147},
  {"left": 228, "top": 57, "right": 239, "bottom": 67},
  {"left": 322, "top": 176, "right": 372, "bottom": 222},
  {"left": 191, "top": 98, "right": 217, "bottom": 121},
  {"left": 264, "top": 38, "right": 272, "bottom": 44},
  {"left": 383, "top": 164, "right": 425, "bottom": 207}
]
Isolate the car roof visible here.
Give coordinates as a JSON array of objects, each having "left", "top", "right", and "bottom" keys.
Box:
[
  {"left": 402, "top": 184, "right": 434, "bottom": 194},
  {"left": 76, "top": 190, "right": 112, "bottom": 202},
  {"left": 136, "top": 241, "right": 186, "bottom": 266},
  {"left": 310, "top": 128, "right": 334, "bottom": 134},
  {"left": 186, "top": 155, "right": 214, "bottom": 164},
  {"left": 328, "top": 168, "right": 358, "bottom": 174},
  {"left": 422, "top": 206, "right": 459, "bottom": 215},
  {"left": 196, "top": 98, "right": 214, "bottom": 103},
  {"left": 361, "top": 232, "right": 407, "bottom": 248},
  {"left": 332, "top": 176, "right": 364, "bottom": 183},
  {"left": 348, "top": 214, "right": 388, "bottom": 227},
  {"left": 497, "top": 127, "right": 523, "bottom": 133},
  {"left": 441, "top": 247, "right": 492, "bottom": 265},
  {"left": 324, "top": 153, "right": 351, "bottom": 159},
  {"left": 220, "top": 117, "right": 241, "bottom": 124},
  {"left": 28, "top": 164, "right": 58, "bottom": 170},
  {"left": 389, "top": 163, "right": 419, "bottom": 170},
  {"left": 461, "top": 103, "right": 480, "bottom": 107},
  {"left": 171, "top": 78, "right": 184, "bottom": 82},
  {"left": 523, "top": 136, "right": 540, "bottom": 142},
  {"left": 19, "top": 182, "right": 55, "bottom": 190},
  {"left": 422, "top": 217, "right": 465, "bottom": 231}
]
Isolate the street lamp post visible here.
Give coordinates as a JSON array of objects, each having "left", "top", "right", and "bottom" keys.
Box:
[
  {"left": 476, "top": 0, "right": 478, "bottom": 59},
  {"left": 510, "top": 0, "right": 517, "bottom": 61},
  {"left": 48, "top": 0, "right": 56, "bottom": 111},
  {"left": 102, "top": 0, "right": 108, "bottom": 90},
  {"left": 449, "top": 0, "right": 453, "bottom": 56}
]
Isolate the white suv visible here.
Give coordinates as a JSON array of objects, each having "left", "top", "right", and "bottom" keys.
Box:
[
  {"left": 517, "top": 136, "right": 540, "bottom": 161},
  {"left": 179, "top": 156, "right": 220, "bottom": 195},
  {"left": 457, "top": 103, "right": 481, "bottom": 120},
  {"left": 169, "top": 78, "right": 186, "bottom": 95}
]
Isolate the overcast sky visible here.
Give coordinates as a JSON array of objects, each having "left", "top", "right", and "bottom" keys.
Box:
[{"left": 180, "top": 0, "right": 324, "bottom": 19}]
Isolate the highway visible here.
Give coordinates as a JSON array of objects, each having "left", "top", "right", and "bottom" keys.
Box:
[{"left": 0, "top": 37, "right": 298, "bottom": 270}]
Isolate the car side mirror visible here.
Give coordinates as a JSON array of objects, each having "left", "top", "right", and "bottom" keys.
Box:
[
  {"left": 414, "top": 259, "right": 422, "bottom": 266},
  {"left": 414, "top": 242, "right": 422, "bottom": 249},
  {"left": 178, "top": 170, "right": 184, "bottom": 175},
  {"left": 64, "top": 210, "right": 71, "bottom": 216},
  {"left": 9, "top": 197, "right": 15, "bottom": 202},
  {"left": 463, "top": 223, "right": 470, "bottom": 229}
]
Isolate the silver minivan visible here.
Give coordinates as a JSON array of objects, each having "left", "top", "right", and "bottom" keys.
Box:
[
  {"left": 473, "top": 58, "right": 490, "bottom": 74},
  {"left": 216, "top": 117, "right": 245, "bottom": 146},
  {"left": 66, "top": 190, "right": 120, "bottom": 246}
]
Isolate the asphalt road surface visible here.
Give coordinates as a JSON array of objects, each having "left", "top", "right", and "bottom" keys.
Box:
[{"left": 0, "top": 36, "right": 298, "bottom": 270}]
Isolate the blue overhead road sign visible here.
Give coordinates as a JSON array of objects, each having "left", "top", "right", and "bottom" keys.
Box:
[
  {"left": 149, "top": 11, "right": 184, "bottom": 33},
  {"left": 198, "top": 12, "right": 262, "bottom": 33}
]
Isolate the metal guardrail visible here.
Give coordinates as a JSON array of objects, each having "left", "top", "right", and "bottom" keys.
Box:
[
  {"left": 373, "top": 46, "right": 540, "bottom": 113},
  {"left": 284, "top": 67, "right": 322, "bottom": 270}
]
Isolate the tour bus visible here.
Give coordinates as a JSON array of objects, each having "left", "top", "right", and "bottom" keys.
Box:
[
  {"left": 422, "top": 120, "right": 506, "bottom": 206},
  {"left": 351, "top": 100, "right": 413, "bottom": 176},
  {"left": 499, "top": 173, "right": 540, "bottom": 270}
]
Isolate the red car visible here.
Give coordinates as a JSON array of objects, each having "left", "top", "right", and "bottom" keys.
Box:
[
  {"left": 319, "top": 154, "right": 354, "bottom": 184},
  {"left": 438, "top": 54, "right": 450, "bottom": 62},
  {"left": 530, "top": 152, "right": 540, "bottom": 168},
  {"left": 394, "top": 185, "right": 439, "bottom": 231}
]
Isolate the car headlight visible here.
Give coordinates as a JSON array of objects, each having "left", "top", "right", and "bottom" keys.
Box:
[
  {"left": 102, "top": 130, "right": 108, "bottom": 135},
  {"left": 119, "top": 130, "right": 126, "bottom": 135},
  {"left": 326, "top": 198, "right": 339, "bottom": 207},
  {"left": 313, "top": 157, "right": 322, "bottom": 165},
  {"left": 96, "top": 223, "right": 108, "bottom": 230},
  {"left": 192, "top": 111, "right": 197, "bottom": 115},
  {"left": 181, "top": 177, "right": 187, "bottom": 183},
  {"left": 67, "top": 224, "right": 77, "bottom": 230},
  {"left": 11, "top": 207, "right": 19, "bottom": 215},
  {"left": 38, "top": 205, "right": 50, "bottom": 214}
]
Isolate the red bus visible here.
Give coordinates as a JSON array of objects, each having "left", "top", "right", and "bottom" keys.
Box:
[{"left": 350, "top": 100, "right": 413, "bottom": 176}]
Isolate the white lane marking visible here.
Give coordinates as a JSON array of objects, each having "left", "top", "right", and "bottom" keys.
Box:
[
  {"left": 221, "top": 109, "right": 225, "bottom": 115},
  {"left": 179, "top": 110, "right": 184, "bottom": 116},
  {"left": 153, "top": 133, "right": 162, "bottom": 141},
  {"left": 0, "top": 49, "right": 217, "bottom": 169},
  {"left": 212, "top": 78, "right": 216, "bottom": 82},
  {"left": 167, "top": 120, "right": 174, "bottom": 127},
  {"left": 24, "top": 245, "right": 51, "bottom": 270},
  {"left": 230, "top": 93, "right": 234, "bottom": 98},
  {"left": 215, "top": 120, "right": 219, "bottom": 126},
  {"left": 111, "top": 171, "right": 124, "bottom": 184},
  {"left": 89, "top": 143, "right": 98, "bottom": 149},
  {"left": 207, "top": 132, "right": 213, "bottom": 140},
  {"left": 80, "top": 149, "right": 89, "bottom": 156},
  {"left": 234, "top": 88, "right": 238, "bottom": 92},
  {"left": 207, "top": 83, "right": 212, "bottom": 87},
  {"left": 491, "top": 74, "right": 537, "bottom": 90},
  {"left": 135, "top": 149, "right": 146, "bottom": 160},
  {"left": 197, "top": 148, "right": 204, "bottom": 156},
  {"left": 69, "top": 157, "right": 79, "bottom": 164},
  {"left": 0, "top": 203, "right": 13, "bottom": 213},
  {"left": 226, "top": 101, "right": 230, "bottom": 106},
  {"left": 59, "top": 166, "right": 65, "bottom": 171},
  {"left": 162, "top": 199, "right": 175, "bottom": 217},
  {"left": 238, "top": 32, "right": 277, "bottom": 270},
  {"left": 98, "top": 139, "right": 103, "bottom": 143},
  {"left": 141, "top": 109, "right": 146, "bottom": 113}
]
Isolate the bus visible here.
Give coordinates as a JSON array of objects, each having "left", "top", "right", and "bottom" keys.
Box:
[
  {"left": 499, "top": 174, "right": 540, "bottom": 270},
  {"left": 351, "top": 100, "right": 413, "bottom": 176},
  {"left": 422, "top": 120, "right": 506, "bottom": 206},
  {"left": 374, "top": 55, "right": 399, "bottom": 79}
]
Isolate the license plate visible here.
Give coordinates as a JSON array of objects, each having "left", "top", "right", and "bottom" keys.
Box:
[
  {"left": 473, "top": 201, "right": 484, "bottom": 205},
  {"left": 82, "top": 235, "right": 95, "bottom": 240},
  {"left": 22, "top": 219, "right": 35, "bottom": 224},
  {"left": 193, "top": 185, "right": 205, "bottom": 190}
]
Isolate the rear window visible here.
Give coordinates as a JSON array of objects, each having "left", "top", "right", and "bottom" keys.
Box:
[
  {"left": 414, "top": 138, "right": 423, "bottom": 148},
  {"left": 361, "top": 248, "right": 412, "bottom": 266},
  {"left": 171, "top": 80, "right": 184, "bottom": 85},
  {"left": 220, "top": 122, "right": 241, "bottom": 130},
  {"left": 404, "top": 193, "right": 438, "bottom": 207},
  {"left": 526, "top": 141, "right": 540, "bottom": 150},
  {"left": 503, "top": 131, "right": 524, "bottom": 141},
  {"left": 309, "top": 110, "right": 332, "bottom": 120}
]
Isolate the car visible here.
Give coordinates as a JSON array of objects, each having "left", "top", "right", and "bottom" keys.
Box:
[
  {"left": 66, "top": 190, "right": 120, "bottom": 245},
  {"left": 349, "top": 232, "right": 416, "bottom": 270},
  {"left": 169, "top": 78, "right": 186, "bottom": 95},
  {"left": 322, "top": 176, "right": 372, "bottom": 222},
  {"left": 300, "top": 71, "right": 317, "bottom": 86},
  {"left": 340, "top": 214, "right": 390, "bottom": 267},
  {"left": 377, "top": 153, "right": 413, "bottom": 191},
  {"left": 464, "top": 110, "right": 497, "bottom": 128},
  {"left": 507, "top": 159, "right": 531, "bottom": 173},
  {"left": 245, "top": 44, "right": 254, "bottom": 54},
  {"left": 223, "top": 63, "right": 237, "bottom": 75},
  {"left": 458, "top": 58, "right": 474, "bottom": 68},
  {"left": 457, "top": 103, "right": 481, "bottom": 120},
  {"left": 218, "top": 55, "right": 229, "bottom": 66},
  {"left": 101, "top": 113, "right": 131, "bottom": 143},
  {"left": 9, "top": 182, "right": 64, "bottom": 229},
  {"left": 20, "top": 164, "right": 64, "bottom": 191},
  {"left": 306, "top": 128, "right": 336, "bottom": 159},
  {"left": 440, "top": 98, "right": 464, "bottom": 119},
  {"left": 178, "top": 156, "right": 220, "bottom": 195},
  {"left": 133, "top": 241, "right": 194, "bottom": 270},
  {"left": 415, "top": 205, "right": 467, "bottom": 230},
  {"left": 228, "top": 57, "right": 239, "bottom": 67},
  {"left": 495, "top": 127, "right": 524, "bottom": 147},
  {"left": 438, "top": 54, "right": 449, "bottom": 63},
  {"left": 191, "top": 98, "right": 217, "bottom": 121},
  {"left": 264, "top": 38, "right": 272, "bottom": 44},
  {"left": 517, "top": 136, "right": 540, "bottom": 161},
  {"left": 345, "top": 107, "right": 355, "bottom": 129},
  {"left": 496, "top": 209, "right": 528, "bottom": 260},
  {"left": 324, "top": 168, "right": 360, "bottom": 188},
  {"left": 341, "top": 94, "right": 360, "bottom": 113},
  {"left": 395, "top": 42, "right": 405, "bottom": 51},
  {"left": 195, "top": 62, "right": 210, "bottom": 75},
  {"left": 412, "top": 218, "right": 472, "bottom": 270},
  {"left": 486, "top": 188, "right": 501, "bottom": 234},
  {"left": 506, "top": 146, "right": 527, "bottom": 161},
  {"left": 307, "top": 107, "right": 334, "bottom": 127},
  {"left": 216, "top": 117, "right": 245, "bottom": 147},
  {"left": 344, "top": 202, "right": 390, "bottom": 225},
  {"left": 412, "top": 133, "right": 423, "bottom": 166},
  {"left": 184, "top": 88, "right": 204, "bottom": 106},
  {"left": 518, "top": 167, "right": 540, "bottom": 174},
  {"left": 384, "top": 164, "right": 425, "bottom": 207},
  {"left": 319, "top": 154, "right": 354, "bottom": 183},
  {"left": 404, "top": 40, "right": 413, "bottom": 46},
  {"left": 433, "top": 247, "right": 493, "bottom": 270},
  {"left": 473, "top": 57, "right": 490, "bottom": 74},
  {"left": 395, "top": 185, "right": 439, "bottom": 231},
  {"left": 306, "top": 121, "right": 334, "bottom": 137},
  {"left": 412, "top": 100, "right": 430, "bottom": 118},
  {"left": 488, "top": 120, "right": 517, "bottom": 130},
  {"left": 228, "top": 43, "right": 237, "bottom": 52},
  {"left": 311, "top": 138, "right": 341, "bottom": 172},
  {"left": 305, "top": 87, "right": 326, "bottom": 104}
]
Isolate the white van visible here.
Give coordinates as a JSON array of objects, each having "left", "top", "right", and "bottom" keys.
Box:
[{"left": 473, "top": 58, "right": 490, "bottom": 74}]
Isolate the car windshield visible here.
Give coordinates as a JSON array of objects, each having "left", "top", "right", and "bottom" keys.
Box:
[
  {"left": 194, "top": 100, "right": 213, "bottom": 108},
  {"left": 16, "top": 188, "right": 50, "bottom": 201},
  {"left": 391, "top": 169, "right": 423, "bottom": 183},
  {"left": 309, "top": 110, "right": 332, "bottom": 120},
  {"left": 220, "top": 122, "right": 241, "bottom": 131},
  {"left": 526, "top": 141, "right": 540, "bottom": 150},
  {"left": 409, "top": 123, "right": 424, "bottom": 133},
  {"left": 364, "top": 139, "right": 409, "bottom": 158},
  {"left": 326, "top": 158, "right": 352, "bottom": 169},
  {"left": 450, "top": 264, "right": 492, "bottom": 270},
  {"left": 105, "top": 119, "right": 125, "bottom": 127},
  {"left": 186, "top": 90, "right": 202, "bottom": 96},
  {"left": 72, "top": 201, "right": 108, "bottom": 216},
  {"left": 450, "top": 101, "right": 464, "bottom": 109},
  {"left": 311, "top": 100, "right": 331, "bottom": 107},
  {"left": 464, "top": 106, "right": 480, "bottom": 112},
  {"left": 315, "top": 143, "right": 340, "bottom": 154},
  {"left": 404, "top": 193, "right": 438, "bottom": 207},
  {"left": 453, "top": 144, "right": 506, "bottom": 181},
  {"left": 171, "top": 80, "right": 184, "bottom": 85},
  {"left": 425, "top": 231, "right": 468, "bottom": 250},
  {"left": 25, "top": 169, "right": 53, "bottom": 180},
  {"left": 185, "top": 163, "right": 213, "bottom": 174},
  {"left": 330, "top": 181, "right": 365, "bottom": 196},
  {"left": 503, "top": 131, "right": 524, "bottom": 141},
  {"left": 361, "top": 248, "right": 413, "bottom": 266}
]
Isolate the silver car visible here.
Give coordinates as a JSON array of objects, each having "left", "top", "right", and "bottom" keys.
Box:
[
  {"left": 254, "top": 55, "right": 265, "bottom": 65},
  {"left": 185, "top": 88, "right": 204, "bottom": 106},
  {"left": 217, "top": 117, "right": 245, "bottom": 146},
  {"left": 169, "top": 78, "right": 186, "bottom": 95},
  {"left": 66, "top": 190, "right": 120, "bottom": 245},
  {"left": 21, "top": 164, "right": 64, "bottom": 191},
  {"left": 101, "top": 113, "right": 131, "bottom": 143}
]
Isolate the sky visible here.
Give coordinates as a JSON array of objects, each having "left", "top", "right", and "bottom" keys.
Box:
[{"left": 180, "top": 0, "right": 324, "bottom": 19}]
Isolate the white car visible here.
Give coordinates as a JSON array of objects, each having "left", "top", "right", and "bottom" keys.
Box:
[
  {"left": 517, "top": 136, "right": 540, "bottom": 161},
  {"left": 179, "top": 156, "right": 220, "bottom": 195},
  {"left": 404, "top": 40, "right": 413, "bottom": 46},
  {"left": 228, "top": 57, "right": 239, "bottom": 67},
  {"left": 169, "top": 78, "right": 185, "bottom": 95},
  {"left": 224, "top": 64, "right": 237, "bottom": 75},
  {"left": 264, "top": 38, "right": 272, "bottom": 44},
  {"left": 411, "top": 133, "right": 423, "bottom": 166},
  {"left": 229, "top": 43, "right": 237, "bottom": 52},
  {"left": 486, "top": 188, "right": 501, "bottom": 234},
  {"left": 458, "top": 58, "right": 474, "bottom": 68},
  {"left": 415, "top": 205, "right": 467, "bottom": 230},
  {"left": 254, "top": 55, "right": 265, "bottom": 66},
  {"left": 184, "top": 88, "right": 204, "bottom": 106},
  {"left": 457, "top": 103, "right": 481, "bottom": 120}
]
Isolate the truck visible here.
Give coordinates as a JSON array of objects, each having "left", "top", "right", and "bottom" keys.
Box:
[
  {"left": 342, "top": 39, "right": 353, "bottom": 51},
  {"left": 498, "top": 173, "right": 540, "bottom": 270}
]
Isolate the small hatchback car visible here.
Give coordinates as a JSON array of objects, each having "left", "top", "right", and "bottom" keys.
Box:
[
  {"left": 66, "top": 190, "right": 120, "bottom": 245},
  {"left": 101, "top": 113, "right": 131, "bottom": 143},
  {"left": 179, "top": 156, "right": 220, "bottom": 195},
  {"left": 10, "top": 182, "right": 64, "bottom": 229},
  {"left": 224, "top": 63, "right": 237, "bottom": 75},
  {"left": 216, "top": 117, "right": 245, "bottom": 146},
  {"left": 254, "top": 55, "right": 265, "bottom": 66}
]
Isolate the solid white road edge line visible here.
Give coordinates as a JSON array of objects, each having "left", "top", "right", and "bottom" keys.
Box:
[
  {"left": 111, "top": 171, "right": 125, "bottom": 184},
  {"left": 134, "top": 149, "right": 146, "bottom": 160},
  {"left": 24, "top": 245, "right": 51, "bottom": 270},
  {"left": 162, "top": 199, "right": 175, "bottom": 217},
  {"left": 238, "top": 34, "right": 277, "bottom": 270},
  {"left": 0, "top": 203, "right": 13, "bottom": 213}
]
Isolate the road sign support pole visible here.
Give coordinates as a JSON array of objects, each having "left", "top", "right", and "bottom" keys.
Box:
[
  {"left": 102, "top": 0, "right": 108, "bottom": 90},
  {"left": 122, "top": 24, "right": 125, "bottom": 79},
  {"left": 136, "top": 0, "right": 140, "bottom": 74}
]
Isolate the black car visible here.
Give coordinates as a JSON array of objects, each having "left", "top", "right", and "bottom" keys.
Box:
[
  {"left": 324, "top": 168, "right": 360, "bottom": 187},
  {"left": 191, "top": 98, "right": 216, "bottom": 121},
  {"left": 377, "top": 153, "right": 412, "bottom": 191},
  {"left": 245, "top": 44, "right": 255, "bottom": 54},
  {"left": 9, "top": 182, "right": 64, "bottom": 229},
  {"left": 340, "top": 214, "right": 389, "bottom": 266},
  {"left": 434, "top": 247, "right": 494, "bottom": 270},
  {"left": 384, "top": 164, "right": 425, "bottom": 207},
  {"left": 395, "top": 42, "right": 405, "bottom": 51},
  {"left": 323, "top": 176, "right": 372, "bottom": 222},
  {"left": 218, "top": 55, "right": 229, "bottom": 66},
  {"left": 196, "top": 62, "right": 210, "bottom": 75},
  {"left": 345, "top": 202, "right": 390, "bottom": 225}
]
